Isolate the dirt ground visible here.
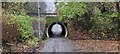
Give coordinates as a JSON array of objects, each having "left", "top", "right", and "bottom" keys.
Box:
[
  {"left": 72, "top": 40, "right": 119, "bottom": 52},
  {"left": 39, "top": 38, "right": 119, "bottom": 52},
  {"left": 2, "top": 38, "right": 119, "bottom": 52}
]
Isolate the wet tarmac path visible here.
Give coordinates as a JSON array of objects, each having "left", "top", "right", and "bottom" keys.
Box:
[{"left": 40, "top": 37, "right": 78, "bottom": 52}]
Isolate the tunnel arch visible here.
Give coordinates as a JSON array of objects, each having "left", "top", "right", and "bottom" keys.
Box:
[{"left": 46, "top": 22, "right": 68, "bottom": 38}]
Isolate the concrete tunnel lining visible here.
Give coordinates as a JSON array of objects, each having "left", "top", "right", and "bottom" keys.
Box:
[{"left": 46, "top": 22, "right": 68, "bottom": 38}]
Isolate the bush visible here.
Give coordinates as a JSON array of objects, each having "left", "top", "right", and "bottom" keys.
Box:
[
  {"left": 3, "top": 11, "right": 38, "bottom": 47},
  {"left": 16, "top": 13, "right": 33, "bottom": 40}
]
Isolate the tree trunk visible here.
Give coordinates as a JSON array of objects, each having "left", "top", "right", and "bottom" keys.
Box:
[
  {"left": 116, "top": 2, "right": 120, "bottom": 52},
  {"left": 0, "top": 2, "right": 2, "bottom": 53}
]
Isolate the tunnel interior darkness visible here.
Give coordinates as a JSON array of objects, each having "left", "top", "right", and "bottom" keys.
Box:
[{"left": 47, "top": 22, "right": 67, "bottom": 37}]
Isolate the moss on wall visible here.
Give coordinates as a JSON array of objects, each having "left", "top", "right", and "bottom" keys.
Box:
[{"left": 46, "top": 16, "right": 59, "bottom": 26}]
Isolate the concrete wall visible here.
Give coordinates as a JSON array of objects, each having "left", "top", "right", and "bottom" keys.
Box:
[{"left": 31, "top": 15, "right": 46, "bottom": 39}]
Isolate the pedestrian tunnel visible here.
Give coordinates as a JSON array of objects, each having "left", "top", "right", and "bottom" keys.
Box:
[{"left": 46, "top": 22, "right": 68, "bottom": 38}]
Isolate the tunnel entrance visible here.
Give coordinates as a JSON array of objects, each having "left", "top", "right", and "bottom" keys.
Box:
[{"left": 46, "top": 22, "right": 68, "bottom": 38}]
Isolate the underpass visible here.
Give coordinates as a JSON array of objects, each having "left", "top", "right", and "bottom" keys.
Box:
[{"left": 40, "top": 22, "right": 78, "bottom": 52}]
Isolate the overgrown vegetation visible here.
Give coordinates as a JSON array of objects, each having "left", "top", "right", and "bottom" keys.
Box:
[
  {"left": 46, "top": 16, "right": 59, "bottom": 26},
  {"left": 57, "top": 2, "right": 119, "bottom": 40},
  {"left": 2, "top": 2, "right": 39, "bottom": 50}
]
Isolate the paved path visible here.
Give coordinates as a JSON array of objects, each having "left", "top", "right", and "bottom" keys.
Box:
[
  {"left": 39, "top": 37, "right": 119, "bottom": 52},
  {"left": 40, "top": 38, "right": 78, "bottom": 52}
]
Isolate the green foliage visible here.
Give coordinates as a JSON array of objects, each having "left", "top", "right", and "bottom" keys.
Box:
[
  {"left": 3, "top": 10, "right": 38, "bottom": 43},
  {"left": 2, "top": 2, "right": 39, "bottom": 46},
  {"left": 46, "top": 16, "right": 59, "bottom": 26},
  {"left": 90, "top": 12, "right": 118, "bottom": 36},
  {"left": 57, "top": 2, "right": 87, "bottom": 21},
  {"left": 88, "top": 2, "right": 118, "bottom": 37},
  {"left": 3, "top": 11, "right": 16, "bottom": 25},
  {"left": 57, "top": 2, "right": 118, "bottom": 37},
  {"left": 2, "top": 2, "right": 25, "bottom": 14},
  {"left": 25, "top": 36, "right": 39, "bottom": 46},
  {"left": 16, "top": 12, "right": 33, "bottom": 40}
]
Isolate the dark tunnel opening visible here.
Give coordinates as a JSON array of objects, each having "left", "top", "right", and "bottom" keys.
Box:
[{"left": 46, "top": 22, "right": 67, "bottom": 38}]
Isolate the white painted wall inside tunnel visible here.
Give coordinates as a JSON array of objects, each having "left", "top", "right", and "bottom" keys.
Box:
[{"left": 46, "top": 22, "right": 68, "bottom": 38}]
